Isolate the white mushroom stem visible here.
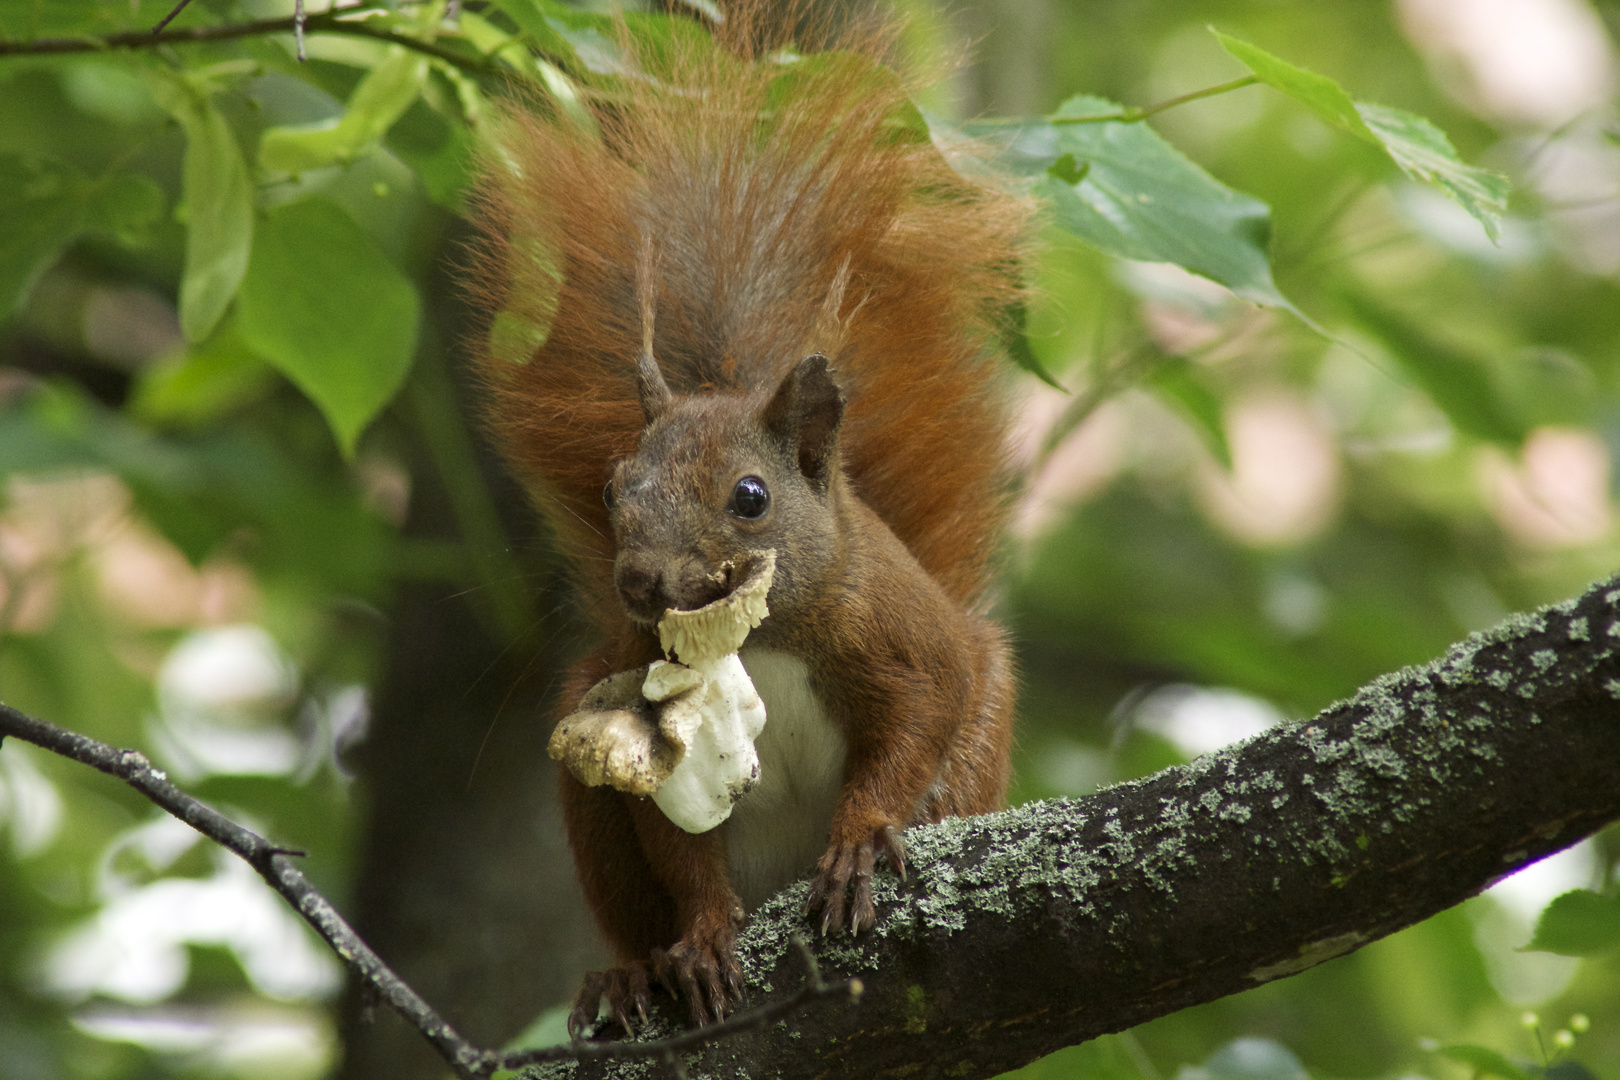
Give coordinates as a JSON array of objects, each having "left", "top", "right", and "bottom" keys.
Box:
[{"left": 643, "top": 655, "right": 767, "bottom": 833}]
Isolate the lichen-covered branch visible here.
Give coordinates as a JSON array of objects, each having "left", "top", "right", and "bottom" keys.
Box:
[
  {"left": 7, "top": 574, "right": 1619, "bottom": 1080},
  {"left": 545, "top": 573, "right": 1620, "bottom": 1080}
]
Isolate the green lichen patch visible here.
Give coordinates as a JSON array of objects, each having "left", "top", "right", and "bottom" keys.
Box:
[{"left": 903, "top": 984, "right": 928, "bottom": 1034}]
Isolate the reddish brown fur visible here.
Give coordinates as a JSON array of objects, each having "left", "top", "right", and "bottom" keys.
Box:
[
  {"left": 464, "top": 2, "right": 1025, "bottom": 1033},
  {"left": 466, "top": 7, "right": 1024, "bottom": 614}
]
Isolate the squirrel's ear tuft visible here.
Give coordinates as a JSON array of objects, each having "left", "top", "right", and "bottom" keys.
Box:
[
  {"left": 764, "top": 354, "right": 844, "bottom": 487},
  {"left": 636, "top": 351, "right": 673, "bottom": 423},
  {"left": 634, "top": 239, "right": 672, "bottom": 423}
]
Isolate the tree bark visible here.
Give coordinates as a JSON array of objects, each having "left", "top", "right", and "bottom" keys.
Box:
[
  {"left": 540, "top": 572, "right": 1620, "bottom": 1080},
  {"left": 339, "top": 268, "right": 607, "bottom": 1079}
]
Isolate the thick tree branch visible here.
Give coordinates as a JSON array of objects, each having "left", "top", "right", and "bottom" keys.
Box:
[
  {"left": 545, "top": 572, "right": 1620, "bottom": 1080},
  {"left": 8, "top": 575, "right": 1620, "bottom": 1079}
]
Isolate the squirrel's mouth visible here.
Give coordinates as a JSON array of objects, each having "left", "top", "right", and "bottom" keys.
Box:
[
  {"left": 617, "top": 552, "right": 763, "bottom": 626},
  {"left": 654, "top": 550, "right": 776, "bottom": 663}
]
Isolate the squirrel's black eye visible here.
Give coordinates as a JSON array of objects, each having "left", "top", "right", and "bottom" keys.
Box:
[
  {"left": 728, "top": 476, "right": 769, "bottom": 520},
  {"left": 603, "top": 481, "right": 616, "bottom": 510}
]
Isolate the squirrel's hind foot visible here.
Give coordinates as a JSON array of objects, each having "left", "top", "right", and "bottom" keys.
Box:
[
  {"left": 651, "top": 933, "right": 744, "bottom": 1027},
  {"left": 568, "top": 962, "right": 652, "bottom": 1041},
  {"left": 805, "top": 823, "right": 907, "bottom": 936},
  {"left": 568, "top": 931, "right": 745, "bottom": 1039}
]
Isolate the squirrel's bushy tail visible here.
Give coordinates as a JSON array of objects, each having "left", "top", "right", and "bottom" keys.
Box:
[{"left": 467, "top": 2, "right": 1026, "bottom": 612}]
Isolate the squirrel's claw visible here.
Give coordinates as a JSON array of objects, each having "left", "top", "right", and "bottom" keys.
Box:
[
  {"left": 571, "top": 938, "right": 740, "bottom": 1039},
  {"left": 876, "top": 823, "right": 907, "bottom": 882},
  {"left": 568, "top": 964, "right": 652, "bottom": 1041},
  {"left": 806, "top": 823, "right": 907, "bottom": 937},
  {"left": 652, "top": 938, "right": 741, "bottom": 1027},
  {"left": 648, "top": 945, "right": 679, "bottom": 1000}
]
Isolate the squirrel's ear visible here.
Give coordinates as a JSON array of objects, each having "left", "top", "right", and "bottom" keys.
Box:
[
  {"left": 636, "top": 351, "right": 673, "bottom": 423},
  {"left": 764, "top": 354, "right": 844, "bottom": 487},
  {"left": 633, "top": 239, "right": 672, "bottom": 423}
]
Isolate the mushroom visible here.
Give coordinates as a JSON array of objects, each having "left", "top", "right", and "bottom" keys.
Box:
[{"left": 547, "top": 551, "right": 777, "bottom": 833}]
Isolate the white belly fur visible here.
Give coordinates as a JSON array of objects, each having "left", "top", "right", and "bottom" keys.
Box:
[{"left": 726, "top": 647, "right": 846, "bottom": 910}]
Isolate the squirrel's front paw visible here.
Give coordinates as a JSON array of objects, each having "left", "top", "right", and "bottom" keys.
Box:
[
  {"left": 805, "top": 823, "right": 907, "bottom": 936},
  {"left": 568, "top": 962, "right": 652, "bottom": 1040}
]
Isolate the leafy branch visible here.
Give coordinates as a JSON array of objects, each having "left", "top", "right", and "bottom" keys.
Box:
[
  {"left": 0, "top": 5, "right": 499, "bottom": 74},
  {"left": 0, "top": 703, "right": 860, "bottom": 1080}
]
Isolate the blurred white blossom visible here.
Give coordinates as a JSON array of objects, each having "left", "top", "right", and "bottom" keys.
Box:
[
  {"left": 0, "top": 744, "right": 63, "bottom": 857},
  {"left": 43, "top": 838, "right": 340, "bottom": 1004},
  {"left": 1397, "top": 0, "right": 1617, "bottom": 127},
  {"left": 150, "top": 625, "right": 303, "bottom": 780}
]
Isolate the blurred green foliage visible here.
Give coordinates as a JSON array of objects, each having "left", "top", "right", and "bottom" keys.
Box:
[{"left": 2, "top": 1, "right": 1620, "bottom": 1079}]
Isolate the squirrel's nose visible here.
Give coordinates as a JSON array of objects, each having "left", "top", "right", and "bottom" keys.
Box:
[{"left": 615, "top": 560, "right": 665, "bottom": 620}]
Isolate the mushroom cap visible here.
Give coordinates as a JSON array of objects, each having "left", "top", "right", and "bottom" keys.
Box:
[{"left": 657, "top": 549, "right": 776, "bottom": 664}]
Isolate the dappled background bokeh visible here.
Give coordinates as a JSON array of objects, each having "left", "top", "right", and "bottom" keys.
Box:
[{"left": 2, "top": 1, "right": 1620, "bottom": 1079}]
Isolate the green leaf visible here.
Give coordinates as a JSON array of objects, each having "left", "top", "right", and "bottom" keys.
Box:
[
  {"left": 486, "top": 1, "right": 709, "bottom": 82},
  {"left": 1211, "top": 30, "right": 1509, "bottom": 242},
  {"left": 385, "top": 91, "right": 475, "bottom": 213},
  {"left": 1004, "top": 303, "right": 1065, "bottom": 390},
  {"left": 486, "top": 0, "right": 613, "bottom": 73},
  {"left": 235, "top": 198, "right": 420, "bottom": 456},
  {"left": 0, "top": 157, "right": 165, "bottom": 316},
  {"left": 764, "top": 50, "right": 930, "bottom": 148},
  {"left": 619, "top": 11, "right": 715, "bottom": 74},
  {"left": 1356, "top": 103, "right": 1510, "bottom": 243},
  {"left": 1046, "top": 152, "right": 1090, "bottom": 186},
  {"left": 260, "top": 47, "right": 430, "bottom": 174},
  {"left": 0, "top": 155, "right": 92, "bottom": 316},
  {"left": 1526, "top": 888, "right": 1620, "bottom": 956},
  {"left": 0, "top": 381, "right": 393, "bottom": 584},
  {"left": 1212, "top": 29, "right": 1378, "bottom": 145},
  {"left": 456, "top": 8, "right": 524, "bottom": 56},
  {"left": 503, "top": 1003, "right": 570, "bottom": 1052},
  {"left": 131, "top": 314, "right": 276, "bottom": 429},
  {"left": 1433, "top": 1044, "right": 1532, "bottom": 1080},
  {"left": 83, "top": 172, "right": 165, "bottom": 246},
  {"left": 145, "top": 67, "right": 255, "bottom": 343},
  {"left": 1149, "top": 357, "right": 1232, "bottom": 469},
  {"left": 970, "top": 97, "right": 1299, "bottom": 317},
  {"left": 1339, "top": 290, "right": 1526, "bottom": 444}
]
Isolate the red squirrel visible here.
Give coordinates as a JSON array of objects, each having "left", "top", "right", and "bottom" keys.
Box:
[{"left": 466, "top": 3, "right": 1024, "bottom": 1036}]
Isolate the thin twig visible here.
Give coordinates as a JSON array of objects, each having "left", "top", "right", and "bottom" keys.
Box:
[
  {"left": 294, "top": 0, "right": 307, "bottom": 61},
  {"left": 0, "top": 704, "right": 863, "bottom": 1078},
  {"left": 1034, "top": 340, "right": 1165, "bottom": 468},
  {"left": 0, "top": 9, "right": 500, "bottom": 74},
  {"left": 151, "top": 0, "right": 196, "bottom": 34},
  {"left": 0, "top": 702, "right": 494, "bottom": 1080},
  {"left": 500, "top": 938, "right": 862, "bottom": 1070},
  {"left": 1051, "top": 75, "right": 1260, "bottom": 126}
]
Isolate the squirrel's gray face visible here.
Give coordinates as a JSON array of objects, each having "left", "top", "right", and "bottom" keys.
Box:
[{"left": 606, "top": 354, "right": 846, "bottom": 627}]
